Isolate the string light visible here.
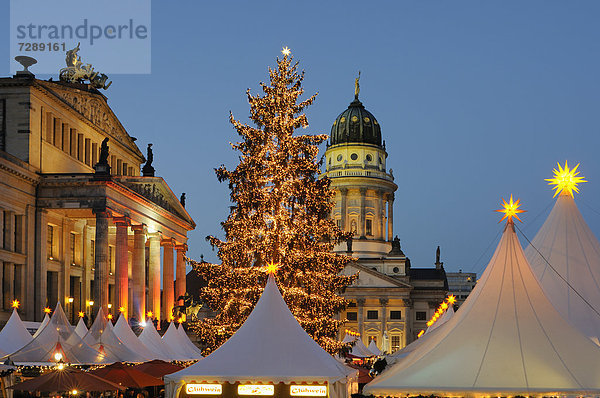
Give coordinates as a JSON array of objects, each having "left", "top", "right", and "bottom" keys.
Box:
[
  {"left": 186, "top": 49, "right": 357, "bottom": 355},
  {"left": 417, "top": 295, "right": 457, "bottom": 338}
]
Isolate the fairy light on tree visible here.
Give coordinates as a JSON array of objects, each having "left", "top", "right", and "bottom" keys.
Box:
[{"left": 189, "top": 47, "right": 356, "bottom": 355}]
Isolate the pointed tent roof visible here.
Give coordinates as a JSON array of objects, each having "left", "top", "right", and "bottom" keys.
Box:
[
  {"left": 364, "top": 222, "right": 600, "bottom": 397},
  {"left": 74, "top": 318, "right": 89, "bottom": 338},
  {"left": 175, "top": 323, "right": 204, "bottom": 359},
  {"left": 161, "top": 322, "right": 202, "bottom": 360},
  {"left": 342, "top": 333, "right": 374, "bottom": 358},
  {"left": 165, "top": 275, "right": 356, "bottom": 391},
  {"left": 83, "top": 309, "right": 149, "bottom": 363},
  {"left": 0, "top": 309, "right": 33, "bottom": 356},
  {"left": 367, "top": 339, "right": 381, "bottom": 356},
  {"left": 424, "top": 304, "right": 454, "bottom": 335},
  {"left": 112, "top": 315, "right": 158, "bottom": 360},
  {"left": 138, "top": 322, "right": 178, "bottom": 361},
  {"left": 1, "top": 303, "right": 111, "bottom": 365},
  {"left": 524, "top": 194, "right": 600, "bottom": 344},
  {"left": 32, "top": 313, "right": 50, "bottom": 338}
]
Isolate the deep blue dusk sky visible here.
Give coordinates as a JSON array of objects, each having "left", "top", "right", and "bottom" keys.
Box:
[{"left": 2, "top": 1, "right": 600, "bottom": 276}]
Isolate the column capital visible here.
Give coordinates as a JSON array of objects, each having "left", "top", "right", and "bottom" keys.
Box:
[
  {"left": 359, "top": 187, "right": 367, "bottom": 195},
  {"left": 339, "top": 187, "right": 348, "bottom": 195},
  {"left": 161, "top": 237, "right": 176, "bottom": 247},
  {"left": 113, "top": 216, "right": 131, "bottom": 226},
  {"left": 131, "top": 224, "right": 146, "bottom": 233},
  {"left": 147, "top": 231, "right": 162, "bottom": 240},
  {"left": 92, "top": 208, "right": 112, "bottom": 218},
  {"left": 175, "top": 243, "right": 188, "bottom": 253},
  {"left": 379, "top": 298, "right": 389, "bottom": 307}
]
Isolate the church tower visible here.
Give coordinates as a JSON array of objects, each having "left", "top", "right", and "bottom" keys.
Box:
[{"left": 324, "top": 77, "right": 397, "bottom": 258}]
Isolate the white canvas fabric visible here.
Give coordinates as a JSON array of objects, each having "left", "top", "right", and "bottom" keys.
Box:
[
  {"left": 164, "top": 275, "right": 357, "bottom": 398},
  {"left": 524, "top": 194, "right": 600, "bottom": 345},
  {"left": 112, "top": 315, "right": 158, "bottom": 360},
  {"left": 176, "top": 323, "right": 204, "bottom": 359},
  {"left": 161, "top": 322, "right": 203, "bottom": 360},
  {"left": 32, "top": 314, "right": 50, "bottom": 338},
  {"left": 0, "top": 309, "right": 33, "bottom": 356},
  {"left": 138, "top": 322, "right": 178, "bottom": 361},
  {"left": 83, "top": 308, "right": 148, "bottom": 363},
  {"left": 74, "top": 318, "right": 88, "bottom": 338},
  {"left": 367, "top": 339, "right": 381, "bottom": 356},
  {"left": 424, "top": 305, "right": 454, "bottom": 335},
  {"left": 364, "top": 222, "right": 600, "bottom": 397},
  {"left": 341, "top": 333, "right": 374, "bottom": 358},
  {"left": 1, "top": 303, "right": 112, "bottom": 365}
]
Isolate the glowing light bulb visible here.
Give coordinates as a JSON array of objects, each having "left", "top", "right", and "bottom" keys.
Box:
[{"left": 54, "top": 352, "right": 63, "bottom": 361}]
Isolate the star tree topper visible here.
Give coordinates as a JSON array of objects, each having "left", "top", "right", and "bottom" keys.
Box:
[
  {"left": 495, "top": 194, "right": 525, "bottom": 223},
  {"left": 545, "top": 160, "right": 587, "bottom": 198}
]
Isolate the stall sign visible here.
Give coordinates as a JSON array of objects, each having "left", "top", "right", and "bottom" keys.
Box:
[
  {"left": 186, "top": 384, "right": 223, "bottom": 395},
  {"left": 290, "top": 385, "right": 327, "bottom": 396},
  {"left": 237, "top": 385, "right": 275, "bottom": 395}
]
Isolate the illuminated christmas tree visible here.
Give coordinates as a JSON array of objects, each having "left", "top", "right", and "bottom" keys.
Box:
[{"left": 189, "top": 48, "right": 356, "bottom": 355}]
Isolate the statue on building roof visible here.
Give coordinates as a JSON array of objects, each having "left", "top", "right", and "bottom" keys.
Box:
[
  {"left": 142, "top": 143, "right": 156, "bottom": 177},
  {"left": 180, "top": 192, "right": 186, "bottom": 208},
  {"left": 354, "top": 70, "right": 361, "bottom": 99},
  {"left": 60, "top": 42, "right": 112, "bottom": 89},
  {"left": 93, "top": 137, "right": 111, "bottom": 177}
]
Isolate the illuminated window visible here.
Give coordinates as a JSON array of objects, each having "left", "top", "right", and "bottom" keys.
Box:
[
  {"left": 366, "top": 219, "right": 372, "bottom": 236},
  {"left": 47, "top": 225, "right": 54, "bottom": 259},
  {"left": 391, "top": 335, "right": 401, "bottom": 352},
  {"left": 390, "top": 311, "right": 402, "bottom": 320},
  {"left": 367, "top": 310, "right": 378, "bottom": 320},
  {"left": 346, "top": 312, "right": 357, "bottom": 321},
  {"left": 416, "top": 311, "right": 427, "bottom": 321}
]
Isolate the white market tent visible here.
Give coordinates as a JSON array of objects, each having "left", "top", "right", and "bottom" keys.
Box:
[
  {"left": 341, "top": 333, "right": 374, "bottom": 358},
  {"left": 176, "top": 323, "right": 205, "bottom": 359},
  {"left": 524, "top": 193, "right": 600, "bottom": 345},
  {"left": 364, "top": 220, "right": 600, "bottom": 397},
  {"left": 1, "top": 303, "right": 112, "bottom": 365},
  {"left": 161, "top": 322, "right": 203, "bottom": 361},
  {"left": 367, "top": 339, "right": 381, "bottom": 356},
  {"left": 32, "top": 313, "right": 50, "bottom": 338},
  {"left": 139, "top": 321, "right": 180, "bottom": 361},
  {"left": 84, "top": 308, "right": 148, "bottom": 363},
  {"left": 74, "top": 317, "right": 89, "bottom": 338},
  {"left": 424, "top": 304, "right": 454, "bottom": 335},
  {"left": 165, "top": 274, "right": 357, "bottom": 398},
  {"left": 112, "top": 314, "right": 158, "bottom": 360},
  {"left": 0, "top": 309, "right": 33, "bottom": 357}
]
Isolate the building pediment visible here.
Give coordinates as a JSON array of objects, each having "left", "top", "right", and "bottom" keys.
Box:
[
  {"left": 342, "top": 262, "right": 412, "bottom": 289},
  {"left": 116, "top": 176, "right": 195, "bottom": 227},
  {"left": 35, "top": 80, "right": 144, "bottom": 161}
]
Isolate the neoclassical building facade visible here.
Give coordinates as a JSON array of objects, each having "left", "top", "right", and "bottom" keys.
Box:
[
  {"left": 0, "top": 65, "right": 195, "bottom": 324},
  {"left": 325, "top": 90, "right": 448, "bottom": 353}
]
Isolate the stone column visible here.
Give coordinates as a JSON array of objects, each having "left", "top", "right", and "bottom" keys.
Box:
[
  {"left": 401, "top": 300, "right": 410, "bottom": 348},
  {"left": 175, "top": 244, "right": 187, "bottom": 306},
  {"left": 359, "top": 188, "right": 367, "bottom": 238},
  {"left": 357, "top": 298, "right": 365, "bottom": 337},
  {"left": 387, "top": 193, "right": 394, "bottom": 241},
  {"left": 35, "top": 209, "right": 48, "bottom": 320},
  {"left": 0, "top": 262, "right": 3, "bottom": 310},
  {"left": 114, "top": 217, "right": 130, "bottom": 318},
  {"left": 3, "top": 263, "right": 14, "bottom": 310},
  {"left": 61, "top": 219, "right": 71, "bottom": 313},
  {"left": 25, "top": 205, "right": 36, "bottom": 318},
  {"left": 147, "top": 233, "right": 161, "bottom": 322},
  {"left": 379, "top": 298, "right": 388, "bottom": 342},
  {"left": 377, "top": 191, "right": 385, "bottom": 240},
  {"left": 0, "top": 210, "right": 4, "bottom": 250},
  {"left": 82, "top": 223, "right": 90, "bottom": 316},
  {"left": 131, "top": 224, "right": 146, "bottom": 323},
  {"left": 161, "top": 238, "right": 175, "bottom": 321},
  {"left": 93, "top": 209, "right": 111, "bottom": 316},
  {"left": 339, "top": 188, "right": 348, "bottom": 230}
]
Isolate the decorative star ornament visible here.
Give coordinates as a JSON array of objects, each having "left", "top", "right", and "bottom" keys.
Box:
[
  {"left": 107, "top": 314, "right": 113, "bottom": 320},
  {"left": 78, "top": 311, "right": 85, "bottom": 318},
  {"left": 495, "top": 194, "right": 525, "bottom": 223},
  {"left": 265, "top": 261, "right": 280, "bottom": 275},
  {"left": 11, "top": 300, "right": 20, "bottom": 309},
  {"left": 447, "top": 295, "right": 457, "bottom": 305},
  {"left": 545, "top": 160, "right": 587, "bottom": 198},
  {"left": 119, "top": 306, "right": 126, "bottom": 313},
  {"left": 281, "top": 46, "right": 291, "bottom": 56},
  {"left": 43, "top": 307, "right": 52, "bottom": 314}
]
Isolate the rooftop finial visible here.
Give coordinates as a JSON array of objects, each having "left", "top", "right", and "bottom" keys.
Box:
[{"left": 354, "top": 70, "right": 361, "bottom": 99}]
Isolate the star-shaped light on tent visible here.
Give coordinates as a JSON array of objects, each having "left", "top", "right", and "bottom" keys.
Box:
[
  {"left": 147, "top": 311, "right": 153, "bottom": 318},
  {"left": 447, "top": 295, "right": 457, "bottom": 305},
  {"left": 495, "top": 194, "right": 525, "bottom": 223},
  {"left": 545, "top": 160, "right": 587, "bottom": 198},
  {"left": 282, "top": 46, "right": 291, "bottom": 56},
  {"left": 265, "top": 261, "right": 280, "bottom": 275},
  {"left": 107, "top": 313, "right": 113, "bottom": 320},
  {"left": 43, "top": 307, "right": 52, "bottom": 314},
  {"left": 78, "top": 311, "right": 85, "bottom": 318},
  {"left": 119, "top": 306, "right": 126, "bottom": 313},
  {"left": 11, "top": 300, "right": 19, "bottom": 308}
]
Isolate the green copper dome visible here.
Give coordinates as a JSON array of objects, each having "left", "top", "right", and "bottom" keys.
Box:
[{"left": 330, "top": 97, "right": 382, "bottom": 147}]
